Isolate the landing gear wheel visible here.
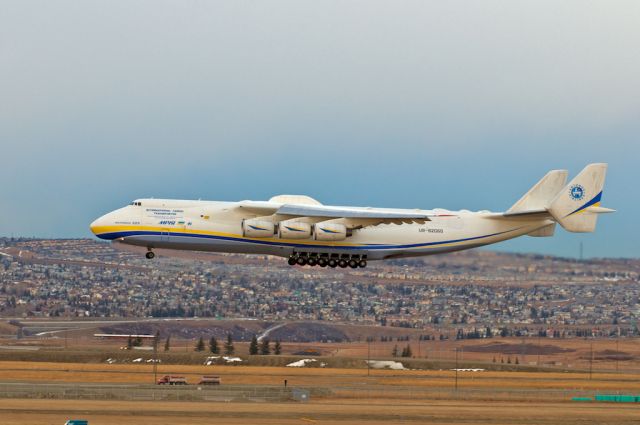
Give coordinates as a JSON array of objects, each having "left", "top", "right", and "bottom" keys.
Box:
[
  {"left": 288, "top": 256, "right": 297, "bottom": 266},
  {"left": 145, "top": 251, "right": 155, "bottom": 259},
  {"left": 296, "top": 257, "right": 307, "bottom": 266},
  {"left": 358, "top": 259, "right": 367, "bottom": 268},
  {"left": 318, "top": 258, "right": 328, "bottom": 267},
  {"left": 348, "top": 259, "right": 358, "bottom": 269},
  {"left": 307, "top": 258, "right": 318, "bottom": 267},
  {"left": 328, "top": 259, "right": 338, "bottom": 268},
  {"left": 338, "top": 259, "right": 348, "bottom": 268}
]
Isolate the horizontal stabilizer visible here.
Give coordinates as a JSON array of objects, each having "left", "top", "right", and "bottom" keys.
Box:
[{"left": 503, "top": 208, "right": 550, "bottom": 218}]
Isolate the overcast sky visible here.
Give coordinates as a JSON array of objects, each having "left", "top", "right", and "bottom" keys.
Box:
[{"left": 1, "top": 1, "right": 638, "bottom": 258}]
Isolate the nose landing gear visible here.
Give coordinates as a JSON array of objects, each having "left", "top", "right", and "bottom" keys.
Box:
[{"left": 145, "top": 249, "right": 155, "bottom": 259}]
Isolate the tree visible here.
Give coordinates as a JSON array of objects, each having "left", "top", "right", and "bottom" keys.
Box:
[
  {"left": 274, "top": 340, "right": 282, "bottom": 355},
  {"left": 209, "top": 336, "right": 219, "bottom": 354},
  {"left": 249, "top": 335, "right": 259, "bottom": 355},
  {"left": 392, "top": 345, "right": 398, "bottom": 357},
  {"left": 164, "top": 336, "right": 171, "bottom": 352},
  {"left": 260, "top": 338, "right": 271, "bottom": 355},
  {"left": 401, "top": 344, "right": 412, "bottom": 358},
  {"left": 224, "top": 333, "right": 234, "bottom": 355},
  {"left": 195, "top": 336, "right": 205, "bottom": 352}
]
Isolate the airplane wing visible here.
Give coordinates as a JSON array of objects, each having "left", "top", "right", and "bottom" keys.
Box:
[
  {"left": 234, "top": 201, "right": 431, "bottom": 228},
  {"left": 275, "top": 204, "right": 431, "bottom": 228}
]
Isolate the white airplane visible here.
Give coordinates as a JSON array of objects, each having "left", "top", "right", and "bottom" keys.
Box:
[{"left": 90, "top": 163, "right": 613, "bottom": 268}]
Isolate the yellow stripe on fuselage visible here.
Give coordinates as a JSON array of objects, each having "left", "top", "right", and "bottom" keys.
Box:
[{"left": 92, "top": 225, "right": 369, "bottom": 247}]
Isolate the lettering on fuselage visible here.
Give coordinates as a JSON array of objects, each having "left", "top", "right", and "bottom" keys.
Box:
[
  {"left": 146, "top": 209, "right": 184, "bottom": 217},
  {"left": 419, "top": 228, "right": 444, "bottom": 233},
  {"left": 159, "top": 220, "right": 176, "bottom": 225}
]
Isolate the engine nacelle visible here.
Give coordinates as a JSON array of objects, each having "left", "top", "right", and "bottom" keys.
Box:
[
  {"left": 242, "top": 219, "right": 275, "bottom": 238},
  {"left": 314, "top": 223, "right": 347, "bottom": 241},
  {"left": 278, "top": 221, "right": 312, "bottom": 239}
]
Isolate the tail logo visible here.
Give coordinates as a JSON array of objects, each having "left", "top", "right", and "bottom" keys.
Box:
[{"left": 569, "top": 184, "right": 585, "bottom": 201}]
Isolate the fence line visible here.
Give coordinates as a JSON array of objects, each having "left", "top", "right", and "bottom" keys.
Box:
[{"left": 0, "top": 382, "right": 610, "bottom": 403}]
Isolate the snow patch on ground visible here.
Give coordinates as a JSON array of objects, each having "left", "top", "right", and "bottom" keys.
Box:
[
  {"left": 451, "top": 368, "right": 485, "bottom": 372},
  {"left": 204, "top": 355, "right": 243, "bottom": 364},
  {"left": 223, "top": 356, "right": 243, "bottom": 363},
  {"left": 287, "top": 359, "right": 317, "bottom": 367},
  {"left": 366, "top": 360, "right": 406, "bottom": 370},
  {"left": 204, "top": 356, "right": 218, "bottom": 365}
]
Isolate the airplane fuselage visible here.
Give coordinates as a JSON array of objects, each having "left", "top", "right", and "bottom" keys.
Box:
[{"left": 90, "top": 198, "right": 551, "bottom": 263}]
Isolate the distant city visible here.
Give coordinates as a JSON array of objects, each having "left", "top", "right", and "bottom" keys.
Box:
[{"left": 0, "top": 238, "right": 638, "bottom": 340}]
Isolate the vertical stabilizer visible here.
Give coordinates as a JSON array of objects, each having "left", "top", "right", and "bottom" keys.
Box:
[
  {"left": 548, "top": 163, "right": 608, "bottom": 232},
  {"left": 507, "top": 169, "right": 568, "bottom": 213}
]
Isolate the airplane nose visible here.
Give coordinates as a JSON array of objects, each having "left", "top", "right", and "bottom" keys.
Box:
[
  {"left": 89, "top": 218, "right": 100, "bottom": 235},
  {"left": 90, "top": 214, "right": 111, "bottom": 238}
]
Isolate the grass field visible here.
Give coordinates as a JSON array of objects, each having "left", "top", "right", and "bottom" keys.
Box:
[
  {"left": 1, "top": 361, "right": 640, "bottom": 393},
  {"left": 1, "top": 336, "right": 640, "bottom": 424},
  {"left": 1, "top": 398, "right": 639, "bottom": 425}
]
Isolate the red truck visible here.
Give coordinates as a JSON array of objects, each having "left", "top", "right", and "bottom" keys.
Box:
[{"left": 157, "top": 375, "right": 188, "bottom": 385}]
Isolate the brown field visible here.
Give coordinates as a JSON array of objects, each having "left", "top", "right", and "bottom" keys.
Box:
[
  {"left": 4, "top": 335, "right": 640, "bottom": 372},
  {"left": 1, "top": 361, "right": 640, "bottom": 392},
  {"left": 1, "top": 398, "right": 639, "bottom": 425},
  {"left": 1, "top": 358, "right": 640, "bottom": 424},
  {"left": 2, "top": 335, "right": 640, "bottom": 424}
]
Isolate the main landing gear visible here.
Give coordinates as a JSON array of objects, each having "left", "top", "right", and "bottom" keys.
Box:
[
  {"left": 145, "top": 249, "right": 155, "bottom": 259},
  {"left": 288, "top": 253, "right": 367, "bottom": 269}
]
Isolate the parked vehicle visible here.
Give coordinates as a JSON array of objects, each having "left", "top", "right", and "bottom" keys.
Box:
[
  {"left": 198, "top": 375, "right": 221, "bottom": 385},
  {"left": 157, "top": 375, "right": 188, "bottom": 385}
]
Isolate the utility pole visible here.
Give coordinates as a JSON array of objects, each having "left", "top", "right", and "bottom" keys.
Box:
[
  {"left": 616, "top": 337, "right": 619, "bottom": 373},
  {"left": 367, "top": 339, "right": 371, "bottom": 377},
  {"left": 455, "top": 347, "right": 459, "bottom": 392},
  {"left": 589, "top": 342, "right": 593, "bottom": 380},
  {"left": 537, "top": 335, "right": 541, "bottom": 367},
  {"left": 153, "top": 331, "right": 159, "bottom": 385},
  {"left": 579, "top": 241, "right": 584, "bottom": 261}
]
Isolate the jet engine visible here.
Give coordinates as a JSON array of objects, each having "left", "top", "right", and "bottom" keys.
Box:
[
  {"left": 242, "top": 219, "right": 275, "bottom": 238},
  {"left": 314, "top": 223, "right": 347, "bottom": 241},
  {"left": 278, "top": 221, "right": 312, "bottom": 239}
]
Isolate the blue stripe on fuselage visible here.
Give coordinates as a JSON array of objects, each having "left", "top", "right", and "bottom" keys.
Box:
[{"left": 95, "top": 228, "right": 521, "bottom": 251}]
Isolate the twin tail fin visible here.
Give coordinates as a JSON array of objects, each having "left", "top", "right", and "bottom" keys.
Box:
[{"left": 505, "top": 163, "right": 614, "bottom": 233}]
